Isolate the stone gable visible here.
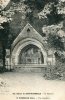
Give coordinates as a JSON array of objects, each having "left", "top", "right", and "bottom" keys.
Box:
[{"left": 12, "top": 23, "right": 44, "bottom": 49}]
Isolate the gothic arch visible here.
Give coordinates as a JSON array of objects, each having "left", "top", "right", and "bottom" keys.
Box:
[{"left": 11, "top": 38, "right": 47, "bottom": 66}]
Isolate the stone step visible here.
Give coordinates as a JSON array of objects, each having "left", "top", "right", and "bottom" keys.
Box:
[
  {"left": 13, "top": 64, "right": 47, "bottom": 73},
  {"left": 14, "top": 64, "right": 46, "bottom": 68}
]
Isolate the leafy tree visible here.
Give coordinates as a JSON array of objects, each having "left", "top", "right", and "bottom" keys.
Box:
[
  {"left": 0, "top": 22, "right": 9, "bottom": 68},
  {"left": 0, "top": 0, "right": 65, "bottom": 68},
  {"left": 47, "top": 4, "right": 63, "bottom": 24},
  {"left": 47, "top": 33, "right": 64, "bottom": 51}
]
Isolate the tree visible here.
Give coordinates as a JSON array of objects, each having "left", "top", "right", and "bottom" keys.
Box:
[
  {"left": 0, "top": 21, "right": 9, "bottom": 69},
  {"left": 47, "top": 33, "right": 64, "bottom": 51},
  {"left": 0, "top": 12, "right": 11, "bottom": 69},
  {"left": 0, "top": 0, "right": 65, "bottom": 68}
]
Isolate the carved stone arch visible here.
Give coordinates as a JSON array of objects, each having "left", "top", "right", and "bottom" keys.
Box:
[{"left": 11, "top": 38, "right": 47, "bottom": 66}]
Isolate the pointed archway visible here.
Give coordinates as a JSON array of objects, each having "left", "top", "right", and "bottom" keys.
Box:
[
  {"left": 9, "top": 23, "right": 55, "bottom": 70},
  {"left": 11, "top": 38, "right": 47, "bottom": 66}
]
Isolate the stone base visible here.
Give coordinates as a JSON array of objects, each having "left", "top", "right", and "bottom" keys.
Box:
[{"left": 13, "top": 64, "right": 47, "bottom": 73}]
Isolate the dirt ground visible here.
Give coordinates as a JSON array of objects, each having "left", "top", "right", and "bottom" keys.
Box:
[{"left": 0, "top": 72, "right": 65, "bottom": 100}]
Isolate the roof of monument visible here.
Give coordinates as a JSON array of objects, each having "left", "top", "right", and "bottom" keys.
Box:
[{"left": 12, "top": 23, "right": 46, "bottom": 48}]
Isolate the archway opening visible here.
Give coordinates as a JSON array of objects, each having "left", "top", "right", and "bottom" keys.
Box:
[{"left": 18, "top": 44, "right": 44, "bottom": 64}]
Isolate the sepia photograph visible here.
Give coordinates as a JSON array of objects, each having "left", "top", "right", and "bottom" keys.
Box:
[{"left": 0, "top": 0, "right": 65, "bottom": 100}]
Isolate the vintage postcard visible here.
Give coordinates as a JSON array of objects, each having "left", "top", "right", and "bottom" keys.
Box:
[{"left": 0, "top": 0, "right": 65, "bottom": 100}]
